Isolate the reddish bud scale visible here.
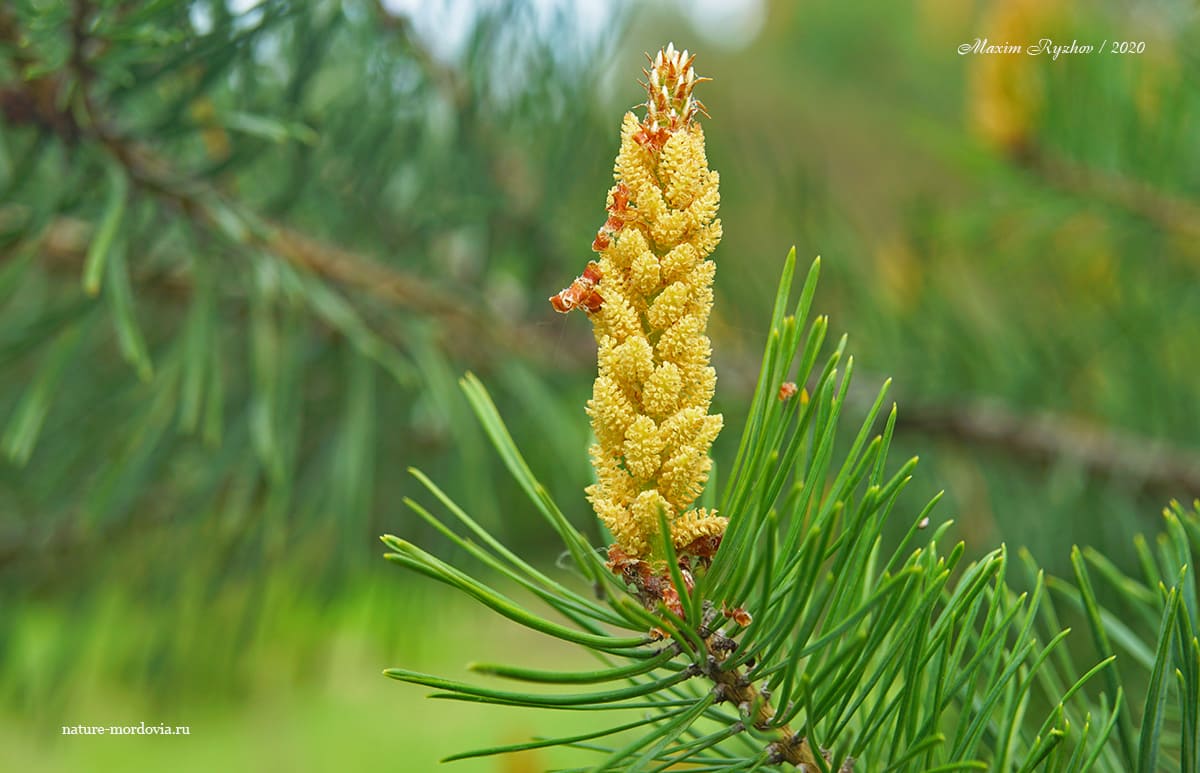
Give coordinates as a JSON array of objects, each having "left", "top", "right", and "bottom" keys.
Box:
[
  {"left": 633, "top": 126, "right": 670, "bottom": 152},
  {"left": 591, "top": 183, "right": 636, "bottom": 253},
  {"left": 549, "top": 261, "right": 604, "bottom": 314},
  {"left": 606, "top": 543, "right": 714, "bottom": 623},
  {"left": 609, "top": 183, "right": 632, "bottom": 214},
  {"left": 724, "top": 605, "right": 754, "bottom": 626},
  {"left": 778, "top": 381, "right": 798, "bottom": 401}
]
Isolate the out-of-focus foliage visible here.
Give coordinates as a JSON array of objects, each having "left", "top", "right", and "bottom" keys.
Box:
[
  {"left": 1, "top": 0, "right": 1198, "bottom": 768},
  {"left": 690, "top": 0, "right": 1200, "bottom": 572},
  {"left": 0, "top": 0, "right": 624, "bottom": 705}
]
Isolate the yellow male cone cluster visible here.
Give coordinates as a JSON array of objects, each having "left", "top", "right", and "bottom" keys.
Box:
[
  {"left": 968, "top": 0, "right": 1063, "bottom": 156},
  {"left": 555, "top": 44, "right": 726, "bottom": 562}
]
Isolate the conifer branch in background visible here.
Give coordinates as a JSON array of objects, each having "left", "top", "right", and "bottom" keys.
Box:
[
  {"left": 884, "top": 390, "right": 1200, "bottom": 499},
  {"left": 1016, "top": 150, "right": 1200, "bottom": 249},
  {"left": 0, "top": 1, "right": 625, "bottom": 696}
]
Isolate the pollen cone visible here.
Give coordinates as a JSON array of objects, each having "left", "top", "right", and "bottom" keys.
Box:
[{"left": 582, "top": 43, "right": 726, "bottom": 560}]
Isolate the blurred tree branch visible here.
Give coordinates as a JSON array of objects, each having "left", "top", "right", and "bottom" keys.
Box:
[
  {"left": 1019, "top": 148, "right": 1200, "bottom": 246},
  {"left": 879, "top": 387, "right": 1200, "bottom": 500},
  {"left": 0, "top": 3, "right": 563, "bottom": 369},
  {"left": 2, "top": 0, "right": 1197, "bottom": 580},
  {"left": 726, "top": 360, "right": 1200, "bottom": 502},
  {"left": 20, "top": 198, "right": 1200, "bottom": 508}
]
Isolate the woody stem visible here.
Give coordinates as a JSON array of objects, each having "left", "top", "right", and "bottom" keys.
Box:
[{"left": 698, "top": 628, "right": 819, "bottom": 768}]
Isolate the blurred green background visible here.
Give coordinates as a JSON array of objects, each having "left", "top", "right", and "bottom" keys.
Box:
[{"left": 1, "top": 0, "right": 1197, "bottom": 770}]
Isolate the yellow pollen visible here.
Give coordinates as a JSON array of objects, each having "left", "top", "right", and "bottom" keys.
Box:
[{"left": 582, "top": 45, "right": 726, "bottom": 560}]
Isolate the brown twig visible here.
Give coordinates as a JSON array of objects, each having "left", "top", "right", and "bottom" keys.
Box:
[
  {"left": 723, "top": 356, "right": 1200, "bottom": 502},
  {"left": 15, "top": 203, "right": 1200, "bottom": 504},
  {"left": 617, "top": 564, "right": 843, "bottom": 769},
  {"left": 696, "top": 603, "right": 854, "bottom": 769},
  {"left": 1020, "top": 148, "right": 1200, "bottom": 245},
  {"left": 884, "top": 390, "right": 1200, "bottom": 499},
  {"left": 700, "top": 632, "right": 821, "bottom": 768}
]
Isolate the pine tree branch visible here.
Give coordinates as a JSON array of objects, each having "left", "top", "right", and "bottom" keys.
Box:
[
  {"left": 833, "top": 367, "right": 1200, "bottom": 499},
  {"left": 722, "top": 359, "right": 1200, "bottom": 501},
  {"left": 2, "top": 207, "right": 563, "bottom": 373},
  {"left": 373, "top": 0, "right": 574, "bottom": 275},
  {"left": 0, "top": 12, "right": 558, "bottom": 368},
  {"left": 698, "top": 627, "right": 824, "bottom": 769},
  {"left": 1018, "top": 147, "right": 1200, "bottom": 246},
  {"left": 0, "top": 503, "right": 169, "bottom": 572},
  {"left": 4, "top": 3, "right": 587, "bottom": 368},
  {"left": 11, "top": 202, "right": 1199, "bottom": 504},
  {"left": 883, "top": 390, "right": 1200, "bottom": 499}
]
